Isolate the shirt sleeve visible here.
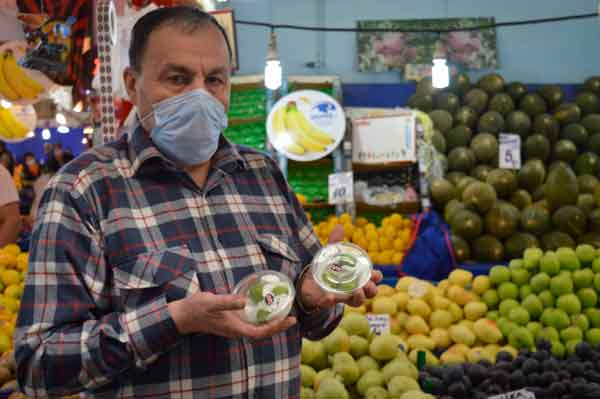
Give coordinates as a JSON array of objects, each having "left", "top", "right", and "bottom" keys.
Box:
[
  {"left": 0, "top": 165, "right": 19, "bottom": 207},
  {"left": 14, "top": 181, "right": 182, "bottom": 397}
]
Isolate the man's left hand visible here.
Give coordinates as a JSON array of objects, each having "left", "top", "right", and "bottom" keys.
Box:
[{"left": 299, "top": 225, "right": 383, "bottom": 310}]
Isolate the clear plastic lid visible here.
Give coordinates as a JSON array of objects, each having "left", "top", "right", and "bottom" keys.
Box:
[
  {"left": 232, "top": 270, "right": 295, "bottom": 325},
  {"left": 310, "top": 242, "right": 373, "bottom": 297}
]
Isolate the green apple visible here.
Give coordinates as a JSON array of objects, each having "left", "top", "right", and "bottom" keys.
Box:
[
  {"left": 542, "top": 308, "right": 570, "bottom": 330},
  {"left": 527, "top": 321, "right": 542, "bottom": 338},
  {"left": 556, "top": 294, "right": 582, "bottom": 315},
  {"left": 572, "top": 314, "right": 590, "bottom": 332},
  {"left": 490, "top": 265, "right": 511, "bottom": 286},
  {"left": 511, "top": 268, "right": 530, "bottom": 286},
  {"left": 523, "top": 248, "right": 544, "bottom": 271},
  {"left": 551, "top": 340, "right": 566, "bottom": 358},
  {"left": 565, "top": 339, "right": 581, "bottom": 355},
  {"left": 482, "top": 289, "right": 500, "bottom": 310},
  {"left": 487, "top": 310, "right": 499, "bottom": 320},
  {"left": 540, "top": 251, "right": 561, "bottom": 276},
  {"left": 519, "top": 285, "right": 533, "bottom": 301},
  {"left": 498, "top": 318, "right": 518, "bottom": 338},
  {"left": 586, "top": 328, "right": 600, "bottom": 345},
  {"left": 498, "top": 282, "right": 519, "bottom": 300},
  {"left": 578, "top": 288, "right": 598, "bottom": 309},
  {"left": 585, "top": 308, "right": 600, "bottom": 328},
  {"left": 594, "top": 273, "right": 600, "bottom": 291},
  {"left": 536, "top": 326, "right": 560, "bottom": 343},
  {"left": 530, "top": 273, "right": 551, "bottom": 294},
  {"left": 592, "top": 258, "right": 600, "bottom": 273},
  {"left": 573, "top": 269, "right": 594, "bottom": 290},
  {"left": 538, "top": 290, "right": 555, "bottom": 308},
  {"left": 550, "top": 274, "right": 574, "bottom": 297},
  {"left": 575, "top": 244, "right": 596, "bottom": 265},
  {"left": 499, "top": 299, "right": 520, "bottom": 318},
  {"left": 509, "top": 259, "right": 525, "bottom": 269},
  {"left": 557, "top": 247, "right": 581, "bottom": 271},
  {"left": 560, "top": 326, "right": 583, "bottom": 342},
  {"left": 509, "top": 306, "right": 530, "bottom": 326},
  {"left": 521, "top": 294, "right": 543, "bottom": 320},
  {"left": 509, "top": 327, "right": 534, "bottom": 349}
]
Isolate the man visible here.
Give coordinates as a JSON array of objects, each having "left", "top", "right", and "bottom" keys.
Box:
[
  {"left": 0, "top": 163, "right": 21, "bottom": 248},
  {"left": 15, "top": 7, "right": 381, "bottom": 398}
]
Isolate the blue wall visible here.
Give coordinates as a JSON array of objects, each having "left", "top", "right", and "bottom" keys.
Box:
[
  {"left": 224, "top": 0, "right": 599, "bottom": 84},
  {"left": 6, "top": 128, "right": 85, "bottom": 163}
]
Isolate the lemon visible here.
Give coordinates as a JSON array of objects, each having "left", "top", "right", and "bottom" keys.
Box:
[
  {"left": 367, "top": 241, "right": 380, "bottom": 253},
  {"left": 0, "top": 270, "right": 20, "bottom": 286},
  {"left": 0, "top": 333, "right": 10, "bottom": 353},
  {"left": 1, "top": 297, "right": 19, "bottom": 313},
  {"left": 0, "top": 321, "right": 14, "bottom": 337},
  {"left": 0, "top": 253, "right": 17, "bottom": 270},
  {"left": 355, "top": 217, "right": 368, "bottom": 227},
  {"left": 2, "top": 244, "right": 20, "bottom": 257},
  {"left": 339, "top": 213, "right": 352, "bottom": 225},
  {"left": 4, "top": 284, "right": 22, "bottom": 300},
  {"left": 16, "top": 252, "right": 28, "bottom": 270},
  {"left": 392, "top": 253, "right": 404, "bottom": 265}
]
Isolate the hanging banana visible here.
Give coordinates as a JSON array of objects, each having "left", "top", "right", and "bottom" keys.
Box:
[{"left": 2, "top": 52, "right": 44, "bottom": 101}]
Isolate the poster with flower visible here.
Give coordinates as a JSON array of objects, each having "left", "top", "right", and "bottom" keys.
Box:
[{"left": 357, "top": 18, "right": 498, "bottom": 73}]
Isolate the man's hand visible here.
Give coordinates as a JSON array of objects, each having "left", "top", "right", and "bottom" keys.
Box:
[
  {"left": 299, "top": 224, "right": 383, "bottom": 310},
  {"left": 168, "top": 292, "right": 296, "bottom": 339}
]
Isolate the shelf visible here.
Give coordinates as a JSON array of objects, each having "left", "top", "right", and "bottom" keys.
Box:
[
  {"left": 302, "top": 202, "right": 334, "bottom": 210},
  {"left": 356, "top": 201, "right": 420, "bottom": 215},
  {"left": 288, "top": 157, "right": 333, "bottom": 168},
  {"left": 353, "top": 161, "right": 415, "bottom": 173},
  {"left": 227, "top": 117, "right": 265, "bottom": 127}
]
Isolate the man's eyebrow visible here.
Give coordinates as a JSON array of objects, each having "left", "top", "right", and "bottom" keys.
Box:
[
  {"left": 159, "top": 63, "right": 196, "bottom": 75},
  {"left": 206, "top": 66, "right": 230, "bottom": 76}
]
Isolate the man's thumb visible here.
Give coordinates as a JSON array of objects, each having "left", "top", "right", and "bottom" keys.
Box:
[{"left": 328, "top": 224, "right": 345, "bottom": 244}]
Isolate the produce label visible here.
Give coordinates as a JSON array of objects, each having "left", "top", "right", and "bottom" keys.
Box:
[
  {"left": 352, "top": 113, "right": 416, "bottom": 164},
  {"left": 488, "top": 389, "right": 535, "bottom": 399},
  {"left": 366, "top": 313, "right": 391, "bottom": 336},
  {"left": 499, "top": 133, "right": 521, "bottom": 170},
  {"left": 267, "top": 90, "right": 346, "bottom": 162},
  {"left": 328, "top": 172, "right": 354, "bottom": 205}
]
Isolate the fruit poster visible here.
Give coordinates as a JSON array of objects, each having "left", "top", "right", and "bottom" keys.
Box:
[{"left": 357, "top": 18, "right": 498, "bottom": 73}]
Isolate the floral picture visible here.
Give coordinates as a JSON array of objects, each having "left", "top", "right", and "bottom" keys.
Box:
[{"left": 357, "top": 18, "right": 498, "bottom": 73}]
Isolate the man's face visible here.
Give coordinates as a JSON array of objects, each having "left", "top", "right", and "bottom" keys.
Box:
[{"left": 124, "top": 23, "right": 231, "bottom": 131}]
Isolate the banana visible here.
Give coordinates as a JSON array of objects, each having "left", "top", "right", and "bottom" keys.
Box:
[
  {"left": 2, "top": 52, "right": 44, "bottom": 100},
  {"left": 271, "top": 106, "right": 305, "bottom": 156},
  {"left": 0, "top": 110, "right": 14, "bottom": 139},
  {"left": 0, "top": 56, "right": 19, "bottom": 101},
  {"left": 0, "top": 107, "right": 29, "bottom": 138},
  {"left": 284, "top": 107, "right": 327, "bottom": 153},
  {"left": 287, "top": 103, "right": 334, "bottom": 146}
]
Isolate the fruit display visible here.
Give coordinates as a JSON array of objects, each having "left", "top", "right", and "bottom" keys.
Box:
[
  {"left": 419, "top": 73, "right": 600, "bottom": 263},
  {"left": 223, "top": 120, "right": 267, "bottom": 151},
  {"left": 0, "top": 50, "right": 45, "bottom": 103},
  {"left": 313, "top": 213, "right": 415, "bottom": 265},
  {"left": 223, "top": 86, "right": 267, "bottom": 152}
]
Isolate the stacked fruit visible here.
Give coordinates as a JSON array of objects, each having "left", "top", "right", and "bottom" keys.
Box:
[
  {"left": 313, "top": 213, "right": 414, "bottom": 265},
  {"left": 0, "top": 244, "right": 26, "bottom": 355},
  {"left": 417, "top": 73, "right": 600, "bottom": 262}
]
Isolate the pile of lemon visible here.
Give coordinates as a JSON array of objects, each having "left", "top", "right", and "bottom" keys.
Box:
[
  {"left": 0, "top": 244, "right": 27, "bottom": 355},
  {"left": 314, "top": 213, "right": 414, "bottom": 265}
]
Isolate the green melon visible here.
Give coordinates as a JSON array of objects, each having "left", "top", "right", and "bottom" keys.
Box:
[
  {"left": 520, "top": 205, "right": 552, "bottom": 235},
  {"left": 505, "top": 232, "right": 540, "bottom": 260},
  {"left": 588, "top": 134, "right": 600, "bottom": 155},
  {"left": 577, "top": 174, "right": 599, "bottom": 194},
  {"left": 588, "top": 209, "right": 600, "bottom": 233},
  {"left": 450, "top": 235, "right": 471, "bottom": 263},
  {"left": 544, "top": 164, "right": 579, "bottom": 210},
  {"left": 429, "top": 110, "right": 454, "bottom": 134},
  {"left": 554, "top": 103, "right": 582, "bottom": 125},
  {"left": 447, "top": 172, "right": 466, "bottom": 186},
  {"left": 561, "top": 124, "right": 589, "bottom": 149},
  {"left": 542, "top": 231, "right": 576, "bottom": 251},
  {"left": 448, "top": 147, "right": 477, "bottom": 173},
  {"left": 471, "top": 164, "right": 494, "bottom": 182},
  {"left": 539, "top": 85, "right": 565, "bottom": 109},
  {"left": 518, "top": 159, "right": 546, "bottom": 192},
  {"left": 525, "top": 134, "right": 551, "bottom": 161},
  {"left": 577, "top": 194, "right": 595, "bottom": 216},
  {"left": 464, "top": 89, "right": 489, "bottom": 114},
  {"left": 575, "top": 152, "right": 600, "bottom": 176},
  {"left": 487, "top": 169, "right": 518, "bottom": 198},
  {"left": 582, "top": 114, "right": 600, "bottom": 135},
  {"left": 553, "top": 140, "right": 578, "bottom": 164},
  {"left": 473, "top": 235, "right": 505, "bottom": 262},
  {"left": 533, "top": 114, "right": 560, "bottom": 143},
  {"left": 435, "top": 92, "right": 461, "bottom": 114},
  {"left": 462, "top": 181, "right": 498, "bottom": 213},
  {"left": 455, "top": 106, "right": 479, "bottom": 128},
  {"left": 552, "top": 205, "right": 587, "bottom": 237},
  {"left": 489, "top": 93, "right": 516, "bottom": 116},
  {"left": 445, "top": 199, "right": 467, "bottom": 223},
  {"left": 470, "top": 133, "right": 499, "bottom": 164},
  {"left": 485, "top": 202, "right": 520, "bottom": 239},
  {"left": 430, "top": 178, "right": 457, "bottom": 208},
  {"left": 584, "top": 76, "right": 600, "bottom": 95},
  {"left": 451, "top": 73, "right": 471, "bottom": 96},
  {"left": 431, "top": 129, "right": 447, "bottom": 153},
  {"left": 478, "top": 111, "right": 505, "bottom": 135},
  {"left": 407, "top": 94, "right": 434, "bottom": 112},
  {"left": 446, "top": 125, "right": 473, "bottom": 151},
  {"left": 511, "top": 189, "right": 533, "bottom": 210},
  {"left": 477, "top": 73, "right": 505, "bottom": 95},
  {"left": 506, "top": 110, "right": 532, "bottom": 138},
  {"left": 450, "top": 209, "right": 484, "bottom": 240},
  {"left": 576, "top": 91, "right": 600, "bottom": 115},
  {"left": 520, "top": 93, "right": 548, "bottom": 117},
  {"left": 506, "top": 82, "right": 528, "bottom": 102}
]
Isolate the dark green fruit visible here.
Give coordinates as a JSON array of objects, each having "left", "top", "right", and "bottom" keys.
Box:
[
  {"left": 539, "top": 85, "right": 565, "bottom": 109},
  {"left": 577, "top": 174, "right": 599, "bottom": 194},
  {"left": 446, "top": 172, "right": 466, "bottom": 186},
  {"left": 505, "top": 232, "right": 539, "bottom": 260},
  {"left": 575, "top": 152, "right": 600, "bottom": 176},
  {"left": 506, "top": 110, "right": 532, "bottom": 139},
  {"left": 429, "top": 110, "right": 454, "bottom": 134},
  {"left": 520, "top": 93, "right": 547, "bottom": 117},
  {"left": 462, "top": 181, "right": 498, "bottom": 213},
  {"left": 578, "top": 233, "right": 600, "bottom": 248},
  {"left": 431, "top": 129, "right": 446, "bottom": 153},
  {"left": 506, "top": 82, "right": 528, "bottom": 102},
  {"left": 554, "top": 103, "right": 582, "bottom": 125},
  {"left": 448, "top": 147, "right": 476, "bottom": 173},
  {"left": 553, "top": 140, "right": 578, "bottom": 164},
  {"left": 471, "top": 164, "right": 494, "bottom": 182},
  {"left": 477, "top": 73, "right": 505, "bottom": 95},
  {"left": 533, "top": 114, "right": 560, "bottom": 143},
  {"left": 486, "top": 202, "right": 520, "bottom": 239},
  {"left": 510, "top": 189, "right": 533, "bottom": 210},
  {"left": 487, "top": 169, "right": 518, "bottom": 198},
  {"left": 435, "top": 92, "right": 461, "bottom": 114},
  {"left": 450, "top": 209, "right": 483, "bottom": 240},
  {"left": 584, "top": 76, "right": 600, "bottom": 95},
  {"left": 464, "top": 88, "right": 489, "bottom": 114},
  {"left": 576, "top": 91, "right": 600, "bottom": 115},
  {"left": 489, "top": 93, "right": 516, "bottom": 116},
  {"left": 525, "top": 134, "right": 551, "bottom": 161},
  {"left": 544, "top": 163, "right": 579, "bottom": 210},
  {"left": 588, "top": 134, "right": 600, "bottom": 155},
  {"left": 561, "top": 124, "right": 588, "bottom": 149},
  {"left": 455, "top": 106, "right": 479, "bottom": 128},
  {"left": 416, "top": 77, "right": 437, "bottom": 96},
  {"left": 473, "top": 235, "right": 505, "bottom": 262},
  {"left": 518, "top": 159, "right": 546, "bottom": 192},
  {"left": 407, "top": 94, "right": 434, "bottom": 112},
  {"left": 451, "top": 73, "right": 471, "bottom": 96},
  {"left": 446, "top": 125, "right": 473, "bottom": 151},
  {"left": 589, "top": 209, "right": 600, "bottom": 233},
  {"left": 478, "top": 111, "right": 505, "bottom": 135},
  {"left": 582, "top": 114, "right": 600, "bottom": 135},
  {"left": 456, "top": 176, "right": 477, "bottom": 198},
  {"left": 552, "top": 205, "right": 587, "bottom": 237},
  {"left": 577, "top": 194, "right": 595, "bottom": 216},
  {"left": 520, "top": 205, "right": 551, "bottom": 235},
  {"left": 430, "top": 178, "right": 457, "bottom": 207},
  {"left": 470, "top": 133, "right": 499, "bottom": 163},
  {"left": 450, "top": 235, "right": 471, "bottom": 263},
  {"left": 445, "top": 199, "right": 467, "bottom": 223},
  {"left": 542, "top": 231, "right": 576, "bottom": 251}
]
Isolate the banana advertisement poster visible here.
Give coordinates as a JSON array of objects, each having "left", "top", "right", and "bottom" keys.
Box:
[{"left": 267, "top": 90, "right": 346, "bottom": 162}]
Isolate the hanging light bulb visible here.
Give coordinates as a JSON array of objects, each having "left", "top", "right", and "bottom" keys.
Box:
[
  {"left": 57, "top": 126, "right": 70, "bottom": 134},
  {"left": 432, "top": 40, "right": 450, "bottom": 89},
  {"left": 0, "top": 100, "right": 12, "bottom": 109},
  {"left": 42, "top": 128, "right": 51, "bottom": 140},
  {"left": 264, "top": 30, "right": 282, "bottom": 91},
  {"left": 56, "top": 112, "right": 67, "bottom": 125},
  {"left": 26, "top": 131, "right": 35, "bottom": 138},
  {"left": 82, "top": 137, "right": 88, "bottom": 144}
]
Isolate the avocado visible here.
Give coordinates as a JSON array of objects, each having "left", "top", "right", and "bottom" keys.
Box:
[
  {"left": 582, "top": 114, "right": 600, "bottom": 135},
  {"left": 435, "top": 92, "right": 461, "bottom": 114},
  {"left": 520, "top": 93, "right": 548, "bottom": 117},
  {"left": 448, "top": 147, "right": 477, "bottom": 173},
  {"left": 486, "top": 201, "right": 520, "bottom": 239},
  {"left": 506, "top": 82, "right": 528, "bottom": 102},
  {"left": 561, "top": 124, "right": 588, "bottom": 149},
  {"left": 554, "top": 103, "right": 582, "bottom": 125},
  {"left": 520, "top": 205, "right": 552, "bottom": 235},
  {"left": 578, "top": 174, "right": 599, "bottom": 194},
  {"left": 544, "top": 164, "right": 579, "bottom": 211},
  {"left": 446, "top": 125, "right": 473, "bottom": 151},
  {"left": 450, "top": 209, "right": 484, "bottom": 240},
  {"left": 506, "top": 110, "right": 532, "bottom": 139},
  {"left": 584, "top": 76, "right": 600, "bottom": 96},
  {"left": 455, "top": 106, "right": 479, "bottom": 128},
  {"left": 470, "top": 133, "right": 499, "bottom": 164},
  {"left": 462, "top": 181, "right": 498, "bottom": 213},
  {"left": 552, "top": 205, "right": 587, "bottom": 237},
  {"left": 478, "top": 111, "right": 505, "bottom": 135},
  {"left": 408, "top": 94, "right": 434, "bottom": 112},
  {"left": 553, "top": 140, "right": 578, "bottom": 164},
  {"left": 429, "top": 110, "right": 454, "bottom": 134},
  {"left": 538, "top": 85, "right": 565, "bottom": 109},
  {"left": 510, "top": 189, "right": 533, "bottom": 210},
  {"left": 487, "top": 169, "right": 518, "bottom": 198},
  {"left": 464, "top": 88, "right": 489, "bottom": 114},
  {"left": 575, "top": 91, "right": 600, "bottom": 115},
  {"left": 505, "top": 232, "right": 540, "bottom": 260},
  {"left": 533, "top": 114, "right": 560, "bottom": 143},
  {"left": 489, "top": 93, "right": 516, "bottom": 116},
  {"left": 473, "top": 235, "right": 505, "bottom": 262},
  {"left": 430, "top": 178, "right": 457, "bottom": 208},
  {"left": 471, "top": 164, "right": 494, "bottom": 182},
  {"left": 542, "top": 231, "right": 576, "bottom": 251},
  {"left": 450, "top": 235, "right": 471, "bottom": 263},
  {"left": 518, "top": 159, "right": 546, "bottom": 192},
  {"left": 477, "top": 73, "right": 505, "bottom": 95},
  {"left": 525, "top": 134, "right": 551, "bottom": 162},
  {"left": 575, "top": 152, "right": 600, "bottom": 176}
]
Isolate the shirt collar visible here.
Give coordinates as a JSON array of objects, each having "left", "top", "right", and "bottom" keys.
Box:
[{"left": 127, "top": 120, "right": 248, "bottom": 177}]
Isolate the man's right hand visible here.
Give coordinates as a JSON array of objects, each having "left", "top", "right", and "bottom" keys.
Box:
[{"left": 168, "top": 292, "right": 297, "bottom": 339}]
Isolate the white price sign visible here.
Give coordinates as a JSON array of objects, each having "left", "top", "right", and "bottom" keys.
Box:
[
  {"left": 365, "top": 313, "right": 390, "bottom": 336},
  {"left": 328, "top": 172, "right": 354, "bottom": 205},
  {"left": 352, "top": 114, "right": 416, "bottom": 164},
  {"left": 488, "top": 389, "right": 535, "bottom": 399},
  {"left": 499, "top": 133, "right": 521, "bottom": 170}
]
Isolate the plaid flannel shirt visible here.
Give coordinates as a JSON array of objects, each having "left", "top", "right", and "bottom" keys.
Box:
[{"left": 15, "top": 125, "right": 343, "bottom": 399}]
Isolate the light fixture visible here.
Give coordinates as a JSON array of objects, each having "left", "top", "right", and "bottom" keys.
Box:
[
  {"left": 42, "top": 128, "right": 51, "bottom": 140},
  {"left": 84, "top": 126, "right": 94, "bottom": 135},
  {"left": 56, "top": 112, "right": 67, "bottom": 125},
  {"left": 431, "top": 40, "right": 450, "bottom": 89},
  {"left": 26, "top": 131, "right": 35, "bottom": 138},
  {"left": 0, "top": 100, "right": 12, "bottom": 109},
  {"left": 264, "top": 30, "right": 282, "bottom": 91},
  {"left": 57, "top": 126, "right": 70, "bottom": 134},
  {"left": 82, "top": 137, "right": 88, "bottom": 144}
]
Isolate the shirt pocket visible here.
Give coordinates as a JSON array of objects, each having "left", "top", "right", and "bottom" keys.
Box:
[
  {"left": 254, "top": 233, "right": 303, "bottom": 284},
  {"left": 111, "top": 245, "right": 200, "bottom": 311}
]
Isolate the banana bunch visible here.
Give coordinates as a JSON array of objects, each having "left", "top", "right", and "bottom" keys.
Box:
[
  {"left": 0, "top": 51, "right": 45, "bottom": 102},
  {"left": 0, "top": 107, "right": 29, "bottom": 140},
  {"left": 271, "top": 101, "right": 334, "bottom": 156}
]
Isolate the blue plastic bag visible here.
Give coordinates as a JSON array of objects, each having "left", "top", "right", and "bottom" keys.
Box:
[{"left": 400, "top": 210, "right": 455, "bottom": 282}]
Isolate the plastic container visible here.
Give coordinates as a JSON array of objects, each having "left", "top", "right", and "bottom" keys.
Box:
[
  {"left": 311, "top": 242, "right": 373, "bottom": 299},
  {"left": 233, "top": 271, "right": 295, "bottom": 325}
]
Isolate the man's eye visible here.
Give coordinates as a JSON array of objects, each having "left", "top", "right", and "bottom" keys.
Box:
[
  {"left": 168, "top": 75, "right": 188, "bottom": 85},
  {"left": 206, "top": 76, "right": 224, "bottom": 85}
]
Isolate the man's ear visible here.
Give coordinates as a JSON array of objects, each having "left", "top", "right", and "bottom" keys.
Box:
[{"left": 123, "top": 67, "right": 138, "bottom": 104}]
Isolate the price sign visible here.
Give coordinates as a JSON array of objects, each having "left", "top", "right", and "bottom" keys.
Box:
[
  {"left": 365, "top": 314, "right": 390, "bottom": 336},
  {"left": 499, "top": 133, "right": 521, "bottom": 170},
  {"left": 352, "top": 114, "right": 416, "bottom": 164},
  {"left": 328, "top": 172, "right": 354, "bottom": 205},
  {"left": 488, "top": 389, "right": 535, "bottom": 399}
]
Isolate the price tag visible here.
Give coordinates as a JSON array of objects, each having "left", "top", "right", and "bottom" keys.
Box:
[
  {"left": 488, "top": 389, "right": 535, "bottom": 399},
  {"left": 499, "top": 133, "right": 521, "bottom": 170},
  {"left": 328, "top": 172, "right": 354, "bottom": 205},
  {"left": 365, "top": 313, "right": 390, "bottom": 336}
]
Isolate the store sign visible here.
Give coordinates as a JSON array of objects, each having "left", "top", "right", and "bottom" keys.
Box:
[
  {"left": 328, "top": 172, "right": 354, "bottom": 205},
  {"left": 352, "top": 113, "right": 416, "bottom": 164},
  {"left": 499, "top": 133, "right": 521, "bottom": 170},
  {"left": 366, "top": 313, "right": 391, "bottom": 336},
  {"left": 487, "top": 389, "right": 535, "bottom": 399}
]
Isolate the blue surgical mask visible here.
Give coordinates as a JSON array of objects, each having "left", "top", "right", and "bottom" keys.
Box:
[{"left": 139, "top": 89, "right": 228, "bottom": 166}]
